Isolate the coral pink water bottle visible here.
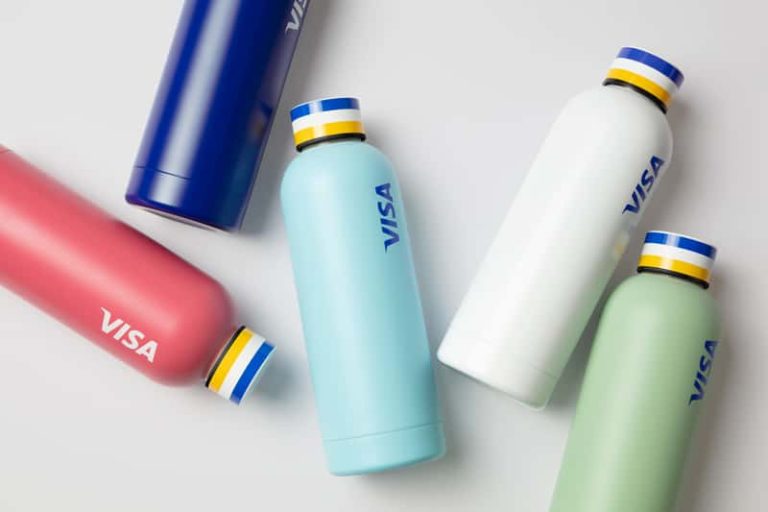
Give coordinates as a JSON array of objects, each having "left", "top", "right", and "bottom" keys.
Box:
[{"left": 0, "top": 146, "right": 274, "bottom": 403}]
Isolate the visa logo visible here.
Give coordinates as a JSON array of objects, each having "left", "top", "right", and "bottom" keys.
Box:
[
  {"left": 622, "top": 156, "right": 665, "bottom": 214},
  {"left": 376, "top": 183, "right": 401, "bottom": 251},
  {"left": 100, "top": 307, "right": 158, "bottom": 363},
  {"left": 285, "top": 0, "right": 309, "bottom": 32},
  {"left": 689, "top": 340, "right": 718, "bottom": 405}
]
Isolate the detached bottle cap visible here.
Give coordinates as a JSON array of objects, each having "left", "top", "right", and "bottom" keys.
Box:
[
  {"left": 205, "top": 327, "right": 275, "bottom": 404},
  {"left": 638, "top": 231, "right": 717, "bottom": 287},
  {"left": 605, "top": 47, "right": 684, "bottom": 111},
  {"left": 290, "top": 97, "right": 366, "bottom": 151}
]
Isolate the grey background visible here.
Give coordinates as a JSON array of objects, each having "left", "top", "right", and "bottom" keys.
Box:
[{"left": 0, "top": 1, "right": 764, "bottom": 510}]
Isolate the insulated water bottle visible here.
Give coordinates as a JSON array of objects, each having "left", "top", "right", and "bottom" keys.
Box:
[
  {"left": 0, "top": 147, "right": 274, "bottom": 403},
  {"left": 126, "top": 0, "right": 309, "bottom": 231},
  {"left": 549, "top": 231, "right": 720, "bottom": 512},
  {"left": 438, "top": 47, "right": 684, "bottom": 408},
  {"left": 281, "top": 97, "right": 445, "bottom": 475}
]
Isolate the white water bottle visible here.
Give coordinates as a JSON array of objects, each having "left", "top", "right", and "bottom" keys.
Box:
[{"left": 438, "top": 47, "right": 684, "bottom": 408}]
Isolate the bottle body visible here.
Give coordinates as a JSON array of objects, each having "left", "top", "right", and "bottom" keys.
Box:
[
  {"left": 549, "top": 272, "right": 720, "bottom": 512},
  {"left": 126, "top": 0, "right": 308, "bottom": 230},
  {"left": 0, "top": 148, "right": 236, "bottom": 385},
  {"left": 438, "top": 85, "right": 673, "bottom": 407},
  {"left": 281, "top": 140, "right": 444, "bottom": 475}
]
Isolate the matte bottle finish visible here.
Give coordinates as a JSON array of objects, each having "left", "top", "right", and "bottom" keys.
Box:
[
  {"left": 0, "top": 148, "right": 237, "bottom": 385},
  {"left": 127, "top": 0, "right": 308, "bottom": 230},
  {"left": 438, "top": 85, "right": 673, "bottom": 407},
  {"left": 549, "top": 272, "right": 720, "bottom": 512},
  {"left": 281, "top": 140, "right": 444, "bottom": 475}
]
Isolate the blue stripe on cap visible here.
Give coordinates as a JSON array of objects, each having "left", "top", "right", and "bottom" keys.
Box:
[
  {"left": 290, "top": 97, "right": 360, "bottom": 121},
  {"left": 617, "top": 47, "right": 684, "bottom": 87},
  {"left": 229, "top": 341, "right": 274, "bottom": 404},
  {"left": 644, "top": 231, "right": 717, "bottom": 259}
]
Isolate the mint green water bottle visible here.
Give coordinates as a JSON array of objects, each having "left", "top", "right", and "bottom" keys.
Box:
[{"left": 549, "top": 231, "right": 720, "bottom": 512}]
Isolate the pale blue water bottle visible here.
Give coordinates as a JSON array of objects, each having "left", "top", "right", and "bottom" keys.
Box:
[{"left": 281, "top": 97, "right": 445, "bottom": 475}]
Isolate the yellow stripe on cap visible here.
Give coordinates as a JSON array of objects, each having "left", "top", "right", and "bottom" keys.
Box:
[
  {"left": 207, "top": 329, "right": 253, "bottom": 393},
  {"left": 638, "top": 255, "right": 711, "bottom": 283},
  {"left": 606, "top": 68, "right": 672, "bottom": 107},
  {"left": 293, "top": 120, "right": 365, "bottom": 148}
]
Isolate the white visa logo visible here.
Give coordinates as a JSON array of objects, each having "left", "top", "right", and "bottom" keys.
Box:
[
  {"left": 100, "top": 308, "right": 158, "bottom": 363},
  {"left": 285, "top": 0, "right": 308, "bottom": 32}
]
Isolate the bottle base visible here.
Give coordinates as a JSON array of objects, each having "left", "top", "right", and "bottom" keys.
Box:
[
  {"left": 126, "top": 167, "right": 241, "bottom": 231},
  {"left": 437, "top": 326, "right": 557, "bottom": 409},
  {"left": 323, "top": 422, "right": 446, "bottom": 476},
  {"left": 135, "top": 204, "right": 228, "bottom": 232}
]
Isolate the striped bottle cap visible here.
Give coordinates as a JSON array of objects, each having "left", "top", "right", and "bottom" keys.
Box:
[
  {"left": 638, "top": 231, "right": 717, "bottom": 287},
  {"left": 290, "top": 96, "right": 366, "bottom": 151},
  {"left": 205, "top": 326, "right": 275, "bottom": 404},
  {"left": 604, "top": 47, "right": 684, "bottom": 111}
]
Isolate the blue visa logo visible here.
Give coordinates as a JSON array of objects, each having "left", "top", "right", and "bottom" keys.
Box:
[
  {"left": 375, "top": 183, "right": 400, "bottom": 251},
  {"left": 622, "top": 156, "right": 665, "bottom": 214},
  {"left": 689, "top": 340, "right": 718, "bottom": 405}
]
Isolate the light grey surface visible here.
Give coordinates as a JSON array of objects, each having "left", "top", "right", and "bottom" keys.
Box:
[{"left": 0, "top": 1, "right": 764, "bottom": 510}]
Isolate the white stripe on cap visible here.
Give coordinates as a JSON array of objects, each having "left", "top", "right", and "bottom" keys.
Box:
[
  {"left": 641, "top": 242, "right": 714, "bottom": 270},
  {"left": 610, "top": 57, "right": 679, "bottom": 94},
  {"left": 215, "top": 334, "right": 265, "bottom": 401},
  {"left": 291, "top": 109, "right": 362, "bottom": 132}
]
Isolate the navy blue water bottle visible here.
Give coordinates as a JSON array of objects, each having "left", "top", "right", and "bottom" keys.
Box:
[{"left": 126, "top": 0, "right": 309, "bottom": 230}]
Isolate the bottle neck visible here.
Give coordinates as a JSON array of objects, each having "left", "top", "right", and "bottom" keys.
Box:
[
  {"left": 603, "top": 80, "right": 667, "bottom": 114},
  {"left": 637, "top": 267, "right": 709, "bottom": 289},
  {"left": 297, "top": 133, "right": 366, "bottom": 152}
]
